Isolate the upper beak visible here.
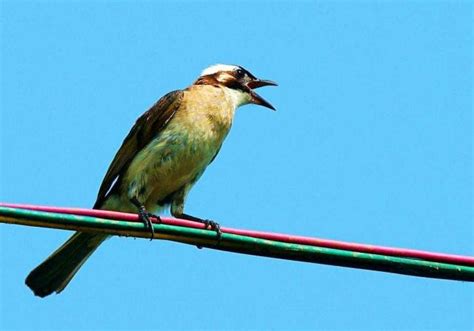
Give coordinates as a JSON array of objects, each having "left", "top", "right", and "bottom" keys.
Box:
[
  {"left": 247, "top": 79, "right": 277, "bottom": 110},
  {"left": 247, "top": 79, "right": 278, "bottom": 89}
]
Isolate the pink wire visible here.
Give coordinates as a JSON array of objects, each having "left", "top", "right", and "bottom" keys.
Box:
[{"left": 2, "top": 202, "right": 473, "bottom": 267}]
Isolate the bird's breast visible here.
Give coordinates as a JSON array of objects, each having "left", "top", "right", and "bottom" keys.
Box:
[{"left": 123, "top": 86, "right": 236, "bottom": 207}]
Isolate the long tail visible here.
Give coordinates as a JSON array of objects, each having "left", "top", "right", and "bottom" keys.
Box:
[{"left": 25, "top": 231, "right": 108, "bottom": 297}]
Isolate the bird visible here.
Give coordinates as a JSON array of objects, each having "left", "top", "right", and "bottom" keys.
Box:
[{"left": 25, "top": 64, "right": 277, "bottom": 297}]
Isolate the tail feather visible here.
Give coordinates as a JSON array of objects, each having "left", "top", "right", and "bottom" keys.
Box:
[{"left": 25, "top": 232, "right": 107, "bottom": 297}]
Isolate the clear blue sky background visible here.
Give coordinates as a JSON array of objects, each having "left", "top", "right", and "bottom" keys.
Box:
[{"left": 1, "top": 1, "right": 472, "bottom": 330}]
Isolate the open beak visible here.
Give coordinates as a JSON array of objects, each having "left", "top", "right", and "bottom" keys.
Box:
[
  {"left": 247, "top": 79, "right": 278, "bottom": 89},
  {"left": 247, "top": 79, "right": 277, "bottom": 110}
]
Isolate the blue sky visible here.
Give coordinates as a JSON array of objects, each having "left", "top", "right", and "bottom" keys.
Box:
[{"left": 1, "top": 1, "right": 472, "bottom": 330}]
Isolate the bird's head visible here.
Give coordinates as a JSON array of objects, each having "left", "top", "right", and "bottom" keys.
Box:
[{"left": 195, "top": 64, "right": 277, "bottom": 110}]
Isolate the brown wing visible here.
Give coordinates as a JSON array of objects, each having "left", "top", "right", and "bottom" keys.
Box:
[{"left": 93, "top": 90, "right": 184, "bottom": 209}]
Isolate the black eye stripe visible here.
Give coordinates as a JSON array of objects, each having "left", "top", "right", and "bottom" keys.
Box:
[
  {"left": 237, "top": 67, "right": 257, "bottom": 80},
  {"left": 225, "top": 79, "right": 245, "bottom": 90}
]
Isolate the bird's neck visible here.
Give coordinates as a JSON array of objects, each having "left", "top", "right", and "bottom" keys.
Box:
[
  {"left": 182, "top": 85, "right": 238, "bottom": 132},
  {"left": 221, "top": 86, "right": 251, "bottom": 109},
  {"left": 191, "top": 80, "right": 251, "bottom": 110}
]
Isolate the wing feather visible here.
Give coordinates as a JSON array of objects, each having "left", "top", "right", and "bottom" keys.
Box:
[{"left": 93, "top": 90, "right": 184, "bottom": 209}]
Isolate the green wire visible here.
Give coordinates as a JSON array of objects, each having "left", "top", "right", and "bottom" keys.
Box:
[{"left": 1, "top": 206, "right": 473, "bottom": 282}]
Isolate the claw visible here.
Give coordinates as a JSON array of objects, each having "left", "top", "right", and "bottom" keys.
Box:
[
  {"left": 138, "top": 208, "right": 155, "bottom": 240},
  {"left": 138, "top": 207, "right": 155, "bottom": 240},
  {"left": 203, "top": 219, "right": 222, "bottom": 242},
  {"left": 146, "top": 212, "right": 162, "bottom": 224},
  {"left": 130, "top": 197, "right": 159, "bottom": 240},
  {"left": 179, "top": 213, "right": 222, "bottom": 246}
]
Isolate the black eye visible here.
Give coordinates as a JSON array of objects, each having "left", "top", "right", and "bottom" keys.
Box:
[{"left": 236, "top": 69, "right": 245, "bottom": 77}]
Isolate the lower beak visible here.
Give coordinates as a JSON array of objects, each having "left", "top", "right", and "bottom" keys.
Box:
[
  {"left": 250, "top": 90, "right": 276, "bottom": 110},
  {"left": 247, "top": 79, "right": 277, "bottom": 110}
]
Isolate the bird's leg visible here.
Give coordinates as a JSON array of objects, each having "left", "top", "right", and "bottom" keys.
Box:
[
  {"left": 180, "top": 213, "right": 222, "bottom": 240},
  {"left": 130, "top": 197, "right": 160, "bottom": 240}
]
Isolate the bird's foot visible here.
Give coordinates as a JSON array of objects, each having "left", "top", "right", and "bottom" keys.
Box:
[
  {"left": 137, "top": 207, "right": 155, "bottom": 240},
  {"left": 179, "top": 213, "right": 222, "bottom": 247},
  {"left": 203, "top": 219, "right": 222, "bottom": 240},
  {"left": 196, "top": 220, "right": 221, "bottom": 249},
  {"left": 130, "top": 197, "right": 160, "bottom": 240},
  {"left": 147, "top": 212, "right": 162, "bottom": 224}
]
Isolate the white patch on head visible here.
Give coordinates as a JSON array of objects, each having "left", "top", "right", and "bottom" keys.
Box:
[{"left": 201, "top": 64, "right": 239, "bottom": 76}]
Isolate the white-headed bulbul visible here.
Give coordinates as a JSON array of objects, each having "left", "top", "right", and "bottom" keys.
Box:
[{"left": 25, "top": 64, "right": 277, "bottom": 297}]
